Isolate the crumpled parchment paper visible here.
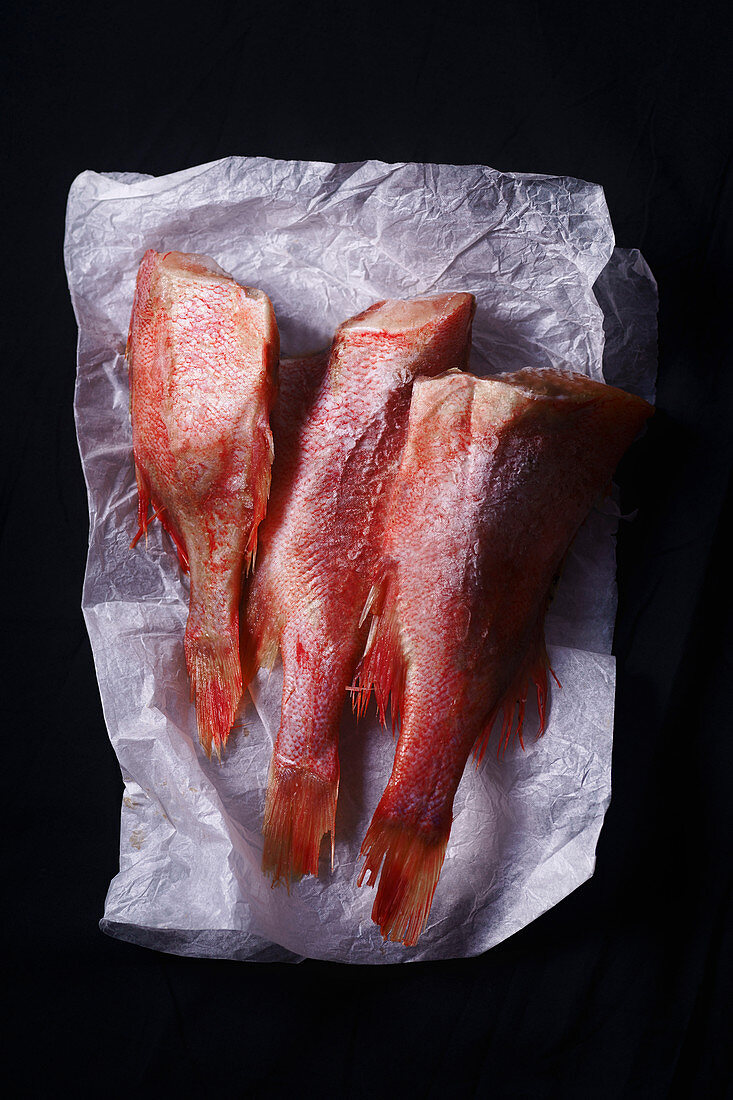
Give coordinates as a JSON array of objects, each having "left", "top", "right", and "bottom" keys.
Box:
[{"left": 64, "top": 157, "right": 657, "bottom": 964}]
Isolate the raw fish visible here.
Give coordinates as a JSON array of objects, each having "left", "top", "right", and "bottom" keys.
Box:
[
  {"left": 242, "top": 295, "right": 476, "bottom": 884},
  {"left": 128, "top": 250, "right": 279, "bottom": 757},
  {"left": 355, "top": 368, "right": 653, "bottom": 945}
]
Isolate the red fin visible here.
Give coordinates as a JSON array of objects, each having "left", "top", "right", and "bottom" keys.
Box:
[
  {"left": 129, "top": 463, "right": 151, "bottom": 551},
  {"left": 243, "top": 419, "right": 274, "bottom": 576},
  {"left": 358, "top": 816, "right": 449, "bottom": 946},
  {"left": 130, "top": 462, "right": 190, "bottom": 573},
  {"left": 240, "top": 602, "right": 281, "bottom": 694},
  {"left": 158, "top": 510, "right": 189, "bottom": 573},
  {"left": 262, "top": 764, "right": 338, "bottom": 886},
  {"left": 474, "top": 633, "right": 561, "bottom": 764},
  {"left": 185, "top": 636, "right": 242, "bottom": 758},
  {"left": 352, "top": 568, "right": 406, "bottom": 734}
]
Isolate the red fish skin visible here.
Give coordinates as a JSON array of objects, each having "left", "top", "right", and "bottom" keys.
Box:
[
  {"left": 355, "top": 369, "right": 653, "bottom": 945},
  {"left": 241, "top": 294, "right": 476, "bottom": 885},
  {"left": 128, "top": 250, "right": 279, "bottom": 759}
]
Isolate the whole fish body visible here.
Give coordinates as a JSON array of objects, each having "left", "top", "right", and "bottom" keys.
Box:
[
  {"left": 242, "top": 294, "right": 476, "bottom": 885},
  {"left": 355, "top": 368, "right": 653, "bottom": 945},
  {"left": 128, "top": 250, "right": 279, "bottom": 758}
]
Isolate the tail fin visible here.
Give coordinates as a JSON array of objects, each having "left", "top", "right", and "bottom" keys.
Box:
[
  {"left": 262, "top": 763, "right": 338, "bottom": 886},
  {"left": 354, "top": 818, "right": 444, "bottom": 946},
  {"left": 185, "top": 634, "right": 242, "bottom": 758},
  {"left": 358, "top": 815, "right": 449, "bottom": 946}
]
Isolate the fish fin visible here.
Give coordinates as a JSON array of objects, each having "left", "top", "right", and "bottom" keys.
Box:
[
  {"left": 129, "top": 463, "right": 150, "bottom": 550},
  {"left": 158, "top": 510, "right": 190, "bottom": 574},
  {"left": 358, "top": 816, "right": 449, "bottom": 947},
  {"left": 243, "top": 419, "right": 274, "bottom": 576},
  {"left": 185, "top": 633, "right": 242, "bottom": 758},
  {"left": 262, "top": 762, "right": 338, "bottom": 886},
  {"left": 352, "top": 567, "right": 406, "bottom": 734},
  {"left": 473, "top": 631, "right": 560, "bottom": 764},
  {"left": 240, "top": 602, "right": 282, "bottom": 694},
  {"left": 130, "top": 462, "right": 190, "bottom": 573}
]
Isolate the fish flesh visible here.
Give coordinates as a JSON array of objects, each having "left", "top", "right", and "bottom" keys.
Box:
[
  {"left": 128, "top": 250, "right": 279, "bottom": 758},
  {"left": 354, "top": 368, "right": 653, "bottom": 945},
  {"left": 241, "top": 294, "right": 476, "bottom": 885}
]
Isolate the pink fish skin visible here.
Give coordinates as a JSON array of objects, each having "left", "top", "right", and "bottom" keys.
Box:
[
  {"left": 127, "top": 250, "right": 279, "bottom": 758},
  {"left": 241, "top": 294, "right": 476, "bottom": 885},
  {"left": 354, "top": 368, "right": 653, "bottom": 946}
]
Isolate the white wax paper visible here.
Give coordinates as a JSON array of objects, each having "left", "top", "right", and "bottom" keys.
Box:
[{"left": 64, "top": 156, "right": 657, "bottom": 964}]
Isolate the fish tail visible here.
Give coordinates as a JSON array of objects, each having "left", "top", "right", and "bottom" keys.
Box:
[
  {"left": 185, "top": 631, "right": 242, "bottom": 758},
  {"left": 358, "top": 815, "right": 449, "bottom": 947},
  {"left": 262, "top": 762, "right": 338, "bottom": 886}
]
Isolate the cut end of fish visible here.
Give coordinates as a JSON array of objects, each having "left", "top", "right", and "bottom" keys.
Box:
[
  {"left": 185, "top": 636, "right": 243, "bottom": 759},
  {"left": 358, "top": 817, "right": 449, "bottom": 947},
  {"left": 262, "top": 764, "right": 338, "bottom": 887},
  {"left": 343, "top": 292, "right": 475, "bottom": 337},
  {"left": 151, "top": 250, "right": 276, "bottom": 303}
]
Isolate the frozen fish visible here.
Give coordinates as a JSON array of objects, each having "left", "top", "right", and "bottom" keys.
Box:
[
  {"left": 242, "top": 295, "right": 476, "bottom": 884},
  {"left": 355, "top": 368, "right": 653, "bottom": 944},
  {"left": 128, "top": 250, "right": 279, "bottom": 757}
]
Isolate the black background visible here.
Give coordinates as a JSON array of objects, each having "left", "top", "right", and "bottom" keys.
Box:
[{"left": 5, "top": 2, "right": 731, "bottom": 1097}]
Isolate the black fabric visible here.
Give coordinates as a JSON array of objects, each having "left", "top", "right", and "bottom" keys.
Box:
[{"left": 5, "top": 1, "right": 731, "bottom": 1096}]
